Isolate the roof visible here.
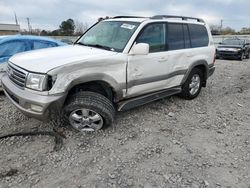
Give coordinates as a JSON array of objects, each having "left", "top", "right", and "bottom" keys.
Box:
[
  {"left": 105, "top": 17, "right": 148, "bottom": 23},
  {"left": 105, "top": 15, "right": 206, "bottom": 24}
]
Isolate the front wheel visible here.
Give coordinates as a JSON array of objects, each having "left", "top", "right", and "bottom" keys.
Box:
[
  {"left": 63, "top": 91, "right": 115, "bottom": 132},
  {"left": 239, "top": 53, "right": 244, "bottom": 61},
  {"left": 180, "top": 68, "right": 203, "bottom": 100}
]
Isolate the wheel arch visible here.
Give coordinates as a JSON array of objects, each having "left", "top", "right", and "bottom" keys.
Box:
[
  {"left": 181, "top": 60, "right": 209, "bottom": 87},
  {"left": 67, "top": 80, "right": 115, "bottom": 101}
]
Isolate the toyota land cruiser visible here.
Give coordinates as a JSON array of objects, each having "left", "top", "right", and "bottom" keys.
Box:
[{"left": 2, "top": 15, "right": 216, "bottom": 132}]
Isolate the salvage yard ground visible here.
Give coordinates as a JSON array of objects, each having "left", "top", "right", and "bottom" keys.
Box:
[{"left": 0, "top": 59, "right": 250, "bottom": 188}]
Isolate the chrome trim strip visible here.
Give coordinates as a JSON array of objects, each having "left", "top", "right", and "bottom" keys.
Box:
[{"left": 127, "top": 69, "right": 187, "bottom": 88}]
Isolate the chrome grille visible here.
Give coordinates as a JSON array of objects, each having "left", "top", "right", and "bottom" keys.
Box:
[
  {"left": 6, "top": 63, "right": 27, "bottom": 88},
  {"left": 219, "top": 51, "right": 236, "bottom": 54}
]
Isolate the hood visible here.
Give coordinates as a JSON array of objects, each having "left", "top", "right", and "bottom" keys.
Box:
[{"left": 9, "top": 45, "right": 117, "bottom": 73}]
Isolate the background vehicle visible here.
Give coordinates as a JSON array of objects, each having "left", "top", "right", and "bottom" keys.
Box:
[
  {"left": 0, "top": 35, "right": 66, "bottom": 89},
  {"left": 216, "top": 38, "right": 250, "bottom": 60},
  {"left": 2, "top": 15, "right": 215, "bottom": 133}
]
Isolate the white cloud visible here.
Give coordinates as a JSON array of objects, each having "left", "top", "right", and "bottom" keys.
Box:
[{"left": 0, "top": 2, "right": 14, "bottom": 22}]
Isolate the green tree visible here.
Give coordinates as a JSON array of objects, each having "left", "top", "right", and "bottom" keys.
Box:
[
  {"left": 59, "top": 18, "right": 75, "bottom": 36},
  {"left": 98, "top": 16, "right": 111, "bottom": 22},
  {"left": 74, "top": 20, "right": 89, "bottom": 35},
  {"left": 50, "top": 29, "right": 61, "bottom": 36},
  {"left": 40, "top": 30, "right": 48, "bottom": 36}
]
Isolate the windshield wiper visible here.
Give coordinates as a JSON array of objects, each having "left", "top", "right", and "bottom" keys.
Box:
[
  {"left": 86, "top": 44, "right": 115, "bottom": 51},
  {"left": 76, "top": 42, "right": 116, "bottom": 52},
  {"left": 76, "top": 42, "right": 87, "bottom": 46}
]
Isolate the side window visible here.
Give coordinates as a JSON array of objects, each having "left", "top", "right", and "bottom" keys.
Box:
[
  {"left": 183, "top": 24, "right": 191, "bottom": 48},
  {"left": 136, "top": 23, "right": 166, "bottom": 53},
  {"left": 167, "top": 23, "right": 184, "bottom": 50},
  {"left": 189, "top": 24, "right": 209, "bottom": 48},
  {"left": 33, "top": 40, "right": 56, "bottom": 50},
  {"left": 0, "top": 41, "right": 27, "bottom": 57}
]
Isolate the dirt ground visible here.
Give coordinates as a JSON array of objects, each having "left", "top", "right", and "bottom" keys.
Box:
[{"left": 0, "top": 59, "right": 250, "bottom": 188}]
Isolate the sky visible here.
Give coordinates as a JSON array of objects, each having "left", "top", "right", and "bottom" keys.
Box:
[{"left": 0, "top": 0, "right": 249, "bottom": 31}]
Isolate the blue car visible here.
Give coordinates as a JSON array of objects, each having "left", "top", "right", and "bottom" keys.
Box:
[{"left": 0, "top": 35, "right": 66, "bottom": 89}]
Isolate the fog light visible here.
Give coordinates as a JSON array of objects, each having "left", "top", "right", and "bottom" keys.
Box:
[{"left": 30, "top": 104, "right": 43, "bottom": 112}]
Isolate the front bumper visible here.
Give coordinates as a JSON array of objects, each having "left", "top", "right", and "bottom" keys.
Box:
[
  {"left": 2, "top": 74, "right": 66, "bottom": 121},
  {"left": 216, "top": 50, "right": 242, "bottom": 59}
]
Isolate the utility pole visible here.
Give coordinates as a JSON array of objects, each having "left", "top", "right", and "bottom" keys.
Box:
[
  {"left": 14, "top": 12, "right": 18, "bottom": 25},
  {"left": 220, "top": 19, "right": 223, "bottom": 34},
  {"left": 26, "top": 17, "right": 32, "bottom": 34}
]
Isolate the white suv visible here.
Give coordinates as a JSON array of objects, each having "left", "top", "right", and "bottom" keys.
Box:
[{"left": 2, "top": 15, "right": 215, "bottom": 132}]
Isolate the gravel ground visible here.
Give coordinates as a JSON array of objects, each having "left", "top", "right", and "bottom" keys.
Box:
[{"left": 0, "top": 59, "right": 250, "bottom": 188}]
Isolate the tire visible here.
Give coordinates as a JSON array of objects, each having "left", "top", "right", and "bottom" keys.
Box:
[
  {"left": 180, "top": 68, "right": 203, "bottom": 100},
  {"left": 239, "top": 53, "right": 244, "bottom": 61},
  {"left": 246, "top": 51, "right": 250, "bottom": 59},
  {"left": 63, "top": 91, "right": 115, "bottom": 132}
]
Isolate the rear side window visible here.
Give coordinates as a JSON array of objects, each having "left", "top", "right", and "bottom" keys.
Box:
[
  {"left": 167, "top": 23, "right": 184, "bottom": 50},
  {"left": 188, "top": 24, "right": 209, "bottom": 48}
]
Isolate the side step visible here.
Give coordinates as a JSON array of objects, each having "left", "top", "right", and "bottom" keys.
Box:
[{"left": 118, "top": 87, "right": 182, "bottom": 111}]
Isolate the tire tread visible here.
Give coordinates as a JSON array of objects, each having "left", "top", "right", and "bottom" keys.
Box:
[{"left": 64, "top": 91, "right": 115, "bottom": 130}]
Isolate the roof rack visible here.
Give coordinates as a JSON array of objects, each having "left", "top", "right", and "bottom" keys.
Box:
[
  {"left": 113, "top": 16, "right": 148, "bottom": 19},
  {"left": 151, "top": 15, "right": 205, "bottom": 23}
]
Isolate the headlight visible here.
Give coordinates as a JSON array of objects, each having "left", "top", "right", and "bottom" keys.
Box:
[
  {"left": 26, "top": 73, "right": 47, "bottom": 91},
  {"left": 237, "top": 48, "right": 242, "bottom": 51}
]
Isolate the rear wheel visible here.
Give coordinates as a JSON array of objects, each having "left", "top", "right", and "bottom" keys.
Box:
[
  {"left": 180, "top": 68, "right": 203, "bottom": 100},
  {"left": 63, "top": 91, "right": 115, "bottom": 132}
]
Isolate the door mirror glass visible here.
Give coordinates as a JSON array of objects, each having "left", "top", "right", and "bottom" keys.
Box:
[{"left": 131, "top": 43, "right": 149, "bottom": 55}]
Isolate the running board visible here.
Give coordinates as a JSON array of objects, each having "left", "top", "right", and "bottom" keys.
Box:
[{"left": 118, "top": 87, "right": 182, "bottom": 111}]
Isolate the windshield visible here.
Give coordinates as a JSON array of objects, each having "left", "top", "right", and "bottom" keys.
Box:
[
  {"left": 77, "top": 21, "right": 140, "bottom": 52},
  {"left": 222, "top": 39, "right": 244, "bottom": 45}
]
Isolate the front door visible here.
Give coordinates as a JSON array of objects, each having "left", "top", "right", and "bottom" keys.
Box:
[{"left": 126, "top": 23, "right": 188, "bottom": 98}]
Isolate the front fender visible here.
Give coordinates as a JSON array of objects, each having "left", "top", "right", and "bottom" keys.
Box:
[{"left": 67, "top": 73, "right": 126, "bottom": 100}]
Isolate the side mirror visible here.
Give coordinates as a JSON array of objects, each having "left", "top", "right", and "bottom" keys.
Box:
[
  {"left": 131, "top": 43, "right": 149, "bottom": 55},
  {"left": 218, "top": 42, "right": 222, "bottom": 45}
]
